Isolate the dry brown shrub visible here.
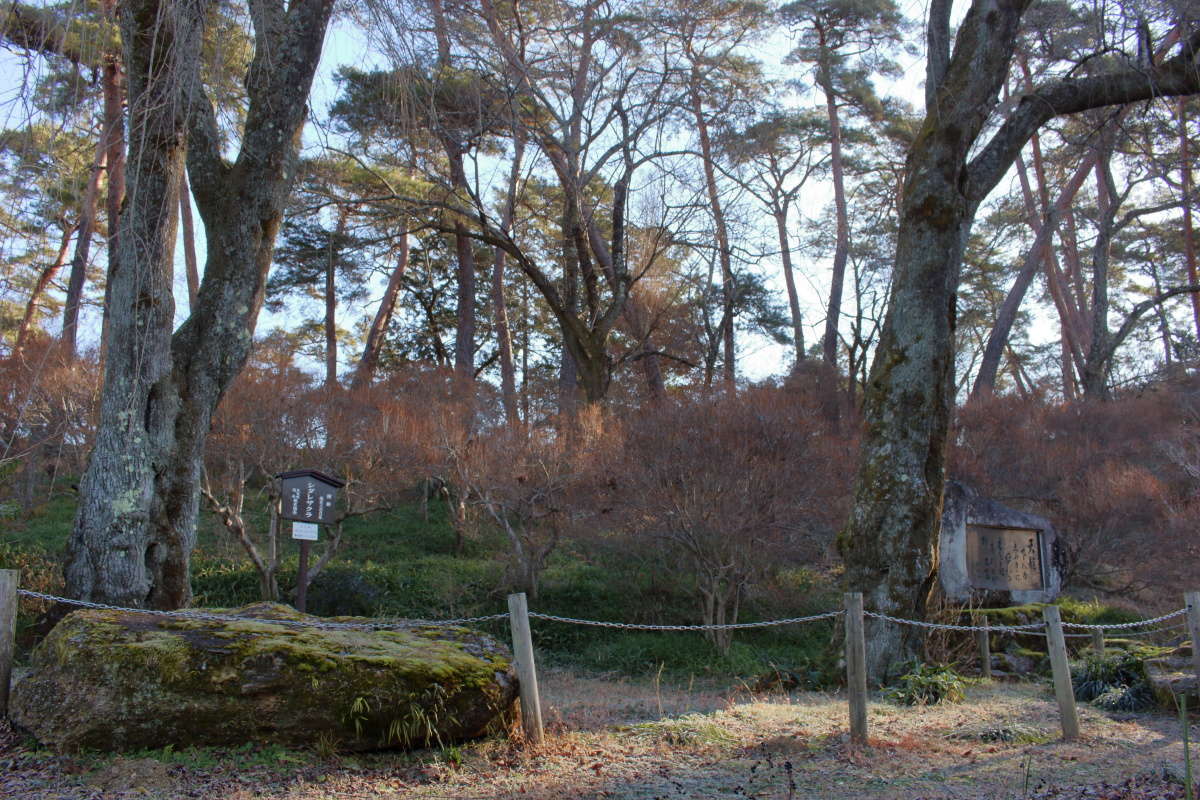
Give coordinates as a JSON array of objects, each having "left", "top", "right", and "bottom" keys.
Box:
[
  {"left": 952, "top": 387, "right": 1198, "bottom": 602},
  {"left": 612, "top": 384, "right": 854, "bottom": 650},
  {"left": 0, "top": 340, "right": 100, "bottom": 507}
]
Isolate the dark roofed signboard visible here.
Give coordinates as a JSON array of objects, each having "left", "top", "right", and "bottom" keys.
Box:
[{"left": 277, "top": 469, "right": 345, "bottom": 524}]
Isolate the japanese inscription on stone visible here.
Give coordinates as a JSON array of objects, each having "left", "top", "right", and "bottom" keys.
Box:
[{"left": 965, "top": 525, "right": 1044, "bottom": 592}]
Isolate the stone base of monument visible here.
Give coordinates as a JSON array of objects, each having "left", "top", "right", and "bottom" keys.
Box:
[
  {"left": 1144, "top": 643, "right": 1199, "bottom": 710},
  {"left": 991, "top": 649, "right": 1044, "bottom": 678},
  {"left": 11, "top": 602, "right": 517, "bottom": 752}
]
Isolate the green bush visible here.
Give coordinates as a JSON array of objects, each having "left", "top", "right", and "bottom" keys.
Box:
[
  {"left": 883, "top": 662, "right": 968, "bottom": 706},
  {"left": 1071, "top": 650, "right": 1156, "bottom": 712}
]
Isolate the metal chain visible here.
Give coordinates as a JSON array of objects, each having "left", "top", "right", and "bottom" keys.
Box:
[
  {"left": 1089, "top": 622, "right": 1190, "bottom": 638},
  {"left": 16, "top": 589, "right": 508, "bottom": 630},
  {"left": 1060, "top": 608, "right": 1188, "bottom": 630},
  {"left": 18, "top": 589, "right": 1189, "bottom": 637},
  {"left": 862, "top": 610, "right": 1047, "bottom": 633},
  {"left": 527, "top": 609, "right": 844, "bottom": 631}
]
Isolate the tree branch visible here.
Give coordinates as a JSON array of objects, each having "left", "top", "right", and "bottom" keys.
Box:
[
  {"left": 968, "top": 40, "right": 1200, "bottom": 205},
  {"left": 926, "top": 0, "right": 952, "bottom": 112}
]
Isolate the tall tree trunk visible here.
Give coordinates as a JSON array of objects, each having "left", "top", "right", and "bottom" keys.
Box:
[
  {"left": 60, "top": 139, "right": 107, "bottom": 354},
  {"left": 66, "top": 0, "right": 333, "bottom": 608},
  {"left": 15, "top": 223, "right": 76, "bottom": 356},
  {"left": 180, "top": 171, "right": 199, "bottom": 308},
  {"left": 971, "top": 146, "right": 1092, "bottom": 399},
  {"left": 66, "top": 0, "right": 204, "bottom": 608},
  {"left": 1082, "top": 142, "right": 1118, "bottom": 398},
  {"left": 839, "top": 0, "right": 1025, "bottom": 684},
  {"left": 430, "top": 0, "right": 475, "bottom": 386},
  {"left": 817, "top": 35, "right": 851, "bottom": 372},
  {"left": 557, "top": 204, "right": 581, "bottom": 415},
  {"left": 840, "top": 0, "right": 1200, "bottom": 682},
  {"left": 1181, "top": 98, "right": 1200, "bottom": 340},
  {"left": 352, "top": 222, "right": 409, "bottom": 389},
  {"left": 324, "top": 207, "right": 346, "bottom": 388},
  {"left": 99, "top": 0, "right": 126, "bottom": 360},
  {"left": 1149, "top": 257, "right": 1175, "bottom": 366},
  {"left": 774, "top": 204, "right": 805, "bottom": 363},
  {"left": 492, "top": 136, "right": 523, "bottom": 424},
  {"left": 452, "top": 215, "right": 476, "bottom": 383},
  {"left": 690, "top": 77, "right": 735, "bottom": 388}
]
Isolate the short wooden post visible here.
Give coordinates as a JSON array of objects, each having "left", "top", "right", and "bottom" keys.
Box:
[
  {"left": 845, "top": 592, "right": 868, "bottom": 746},
  {"left": 1186, "top": 591, "right": 1200, "bottom": 683},
  {"left": 1090, "top": 628, "right": 1105, "bottom": 656},
  {"left": 507, "top": 592, "right": 544, "bottom": 745},
  {"left": 295, "top": 539, "right": 311, "bottom": 614},
  {"left": 1043, "top": 604, "right": 1080, "bottom": 741},
  {"left": 974, "top": 614, "right": 992, "bottom": 679},
  {"left": 0, "top": 569, "right": 18, "bottom": 717}
]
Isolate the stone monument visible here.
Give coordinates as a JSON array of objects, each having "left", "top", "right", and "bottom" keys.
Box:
[{"left": 939, "top": 481, "right": 1062, "bottom": 604}]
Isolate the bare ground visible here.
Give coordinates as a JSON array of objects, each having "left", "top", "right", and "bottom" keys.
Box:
[{"left": 2, "top": 669, "right": 1196, "bottom": 799}]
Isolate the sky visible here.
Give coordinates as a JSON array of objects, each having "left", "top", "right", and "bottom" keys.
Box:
[{"left": 4, "top": 0, "right": 1065, "bottom": 389}]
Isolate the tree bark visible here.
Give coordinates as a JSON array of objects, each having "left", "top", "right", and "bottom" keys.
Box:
[
  {"left": 352, "top": 221, "right": 409, "bottom": 389},
  {"left": 324, "top": 206, "right": 346, "bottom": 388},
  {"left": 775, "top": 205, "right": 806, "bottom": 362},
  {"left": 841, "top": 0, "right": 1200, "bottom": 682},
  {"left": 66, "top": 0, "right": 334, "bottom": 608},
  {"left": 817, "top": 31, "right": 851, "bottom": 373},
  {"left": 1081, "top": 141, "right": 1118, "bottom": 398},
  {"left": 1181, "top": 98, "right": 1200, "bottom": 340},
  {"left": 971, "top": 148, "right": 1092, "bottom": 399},
  {"left": 180, "top": 170, "right": 199, "bottom": 308},
  {"left": 429, "top": 0, "right": 475, "bottom": 387},
  {"left": 99, "top": 0, "right": 126, "bottom": 360},
  {"left": 60, "top": 138, "right": 107, "bottom": 355},
  {"left": 492, "top": 135, "right": 523, "bottom": 424},
  {"left": 690, "top": 75, "right": 736, "bottom": 388},
  {"left": 15, "top": 222, "right": 76, "bottom": 357},
  {"left": 66, "top": 0, "right": 205, "bottom": 608}
]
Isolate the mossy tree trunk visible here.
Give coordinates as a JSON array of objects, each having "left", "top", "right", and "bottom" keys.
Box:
[
  {"left": 839, "top": 0, "right": 1200, "bottom": 683},
  {"left": 66, "top": 0, "right": 334, "bottom": 608}
]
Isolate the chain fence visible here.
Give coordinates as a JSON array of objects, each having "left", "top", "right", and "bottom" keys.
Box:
[
  {"left": 15, "top": 589, "right": 508, "bottom": 631},
  {"left": 14, "top": 588, "right": 1192, "bottom": 637},
  {"left": 526, "top": 609, "right": 844, "bottom": 631}
]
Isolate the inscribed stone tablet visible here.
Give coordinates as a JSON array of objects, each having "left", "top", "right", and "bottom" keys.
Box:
[{"left": 965, "top": 525, "right": 1044, "bottom": 592}]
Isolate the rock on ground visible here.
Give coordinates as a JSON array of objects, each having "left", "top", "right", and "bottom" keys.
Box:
[
  {"left": 1144, "top": 643, "right": 1198, "bottom": 710},
  {"left": 11, "top": 602, "right": 516, "bottom": 752}
]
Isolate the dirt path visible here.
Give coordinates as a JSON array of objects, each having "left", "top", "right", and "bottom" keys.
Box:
[{"left": 2, "top": 671, "right": 1196, "bottom": 799}]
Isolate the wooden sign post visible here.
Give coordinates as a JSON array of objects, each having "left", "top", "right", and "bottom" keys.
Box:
[
  {"left": 276, "top": 470, "right": 345, "bottom": 613},
  {"left": 0, "top": 569, "right": 17, "bottom": 717},
  {"left": 845, "top": 592, "right": 868, "bottom": 746},
  {"left": 1043, "top": 604, "right": 1080, "bottom": 740}
]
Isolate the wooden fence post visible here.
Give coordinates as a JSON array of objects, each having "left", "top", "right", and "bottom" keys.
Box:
[
  {"left": 845, "top": 592, "right": 868, "bottom": 746},
  {"left": 507, "top": 592, "right": 544, "bottom": 745},
  {"left": 1090, "top": 628, "right": 1105, "bottom": 656},
  {"left": 1043, "top": 604, "right": 1080, "bottom": 741},
  {"left": 974, "top": 614, "right": 992, "bottom": 679},
  {"left": 0, "top": 569, "right": 18, "bottom": 718},
  {"left": 1186, "top": 592, "right": 1200, "bottom": 684}
]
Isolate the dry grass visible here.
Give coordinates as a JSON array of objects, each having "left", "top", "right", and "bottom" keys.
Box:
[{"left": 2, "top": 671, "right": 1196, "bottom": 799}]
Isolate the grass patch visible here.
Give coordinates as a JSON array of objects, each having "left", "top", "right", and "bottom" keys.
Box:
[
  {"left": 948, "top": 723, "right": 1054, "bottom": 745},
  {"left": 627, "top": 712, "right": 739, "bottom": 748}
]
